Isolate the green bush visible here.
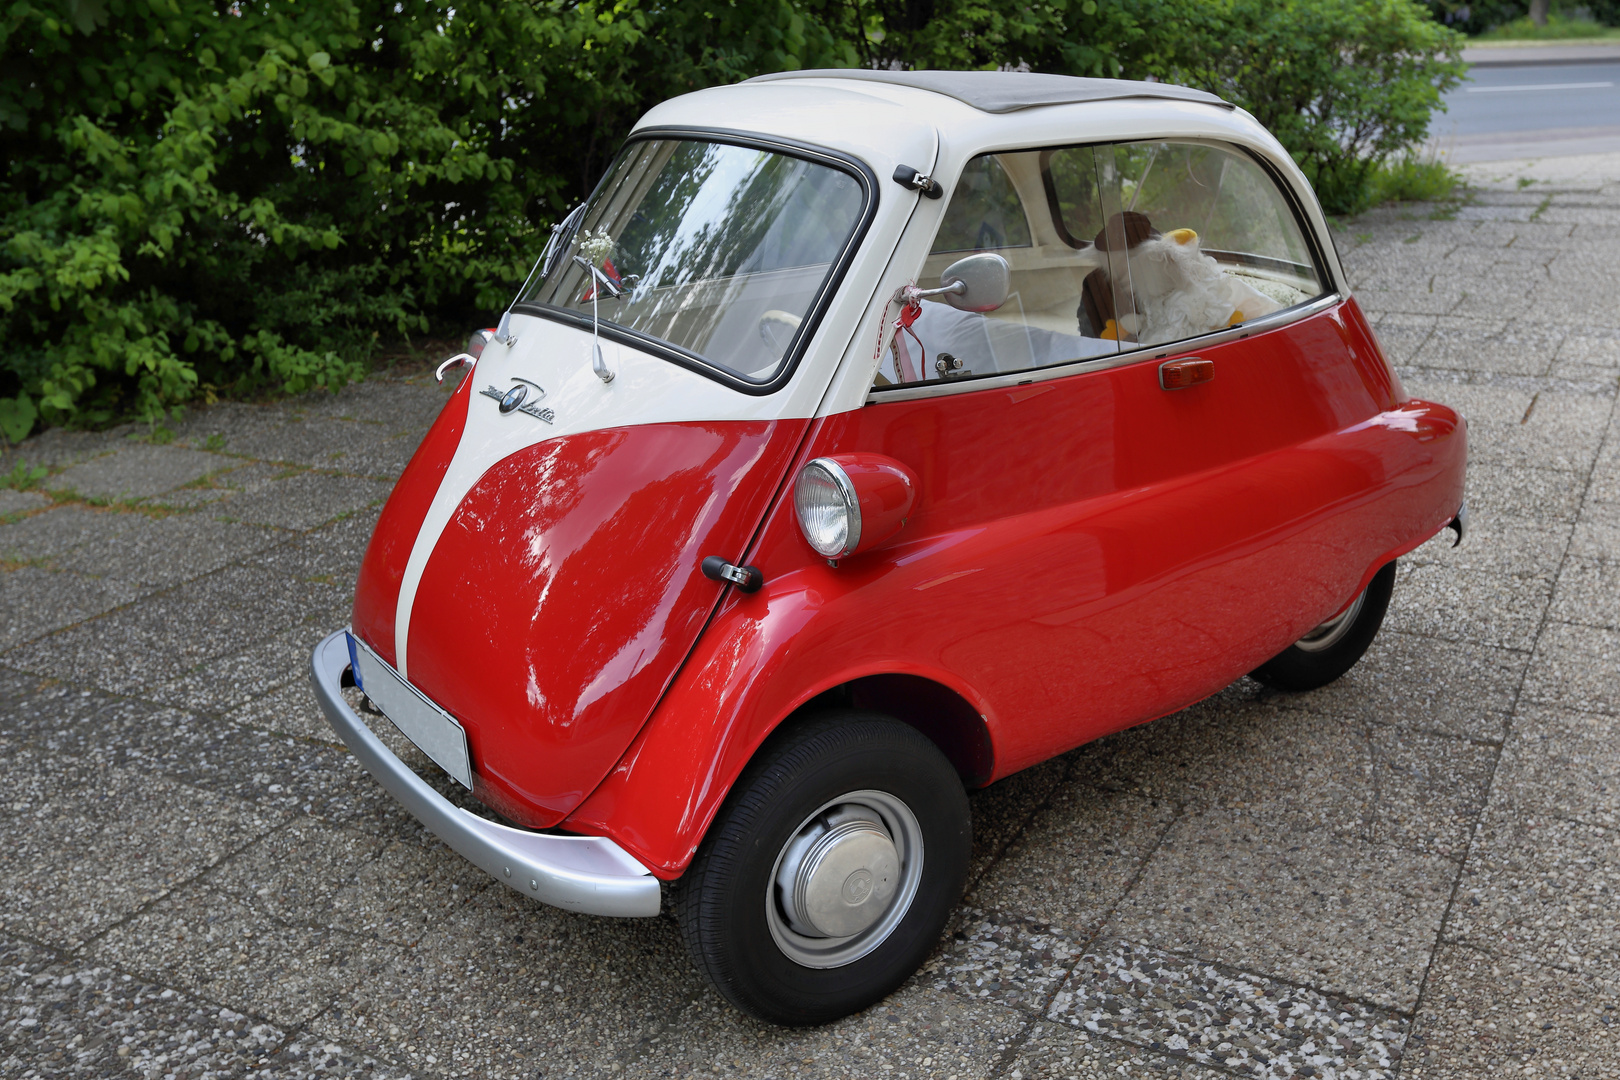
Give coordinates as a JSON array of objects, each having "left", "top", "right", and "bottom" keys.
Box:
[
  {"left": 1, "top": 0, "right": 1466, "bottom": 440},
  {"left": 1164, "top": 0, "right": 1467, "bottom": 215}
]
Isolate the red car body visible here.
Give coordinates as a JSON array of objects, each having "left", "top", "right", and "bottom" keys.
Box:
[{"left": 314, "top": 73, "right": 1467, "bottom": 956}]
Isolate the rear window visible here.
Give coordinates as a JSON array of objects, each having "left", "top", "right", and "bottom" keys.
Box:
[{"left": 523, "top": 139, "right": 867, "bottom": 386}]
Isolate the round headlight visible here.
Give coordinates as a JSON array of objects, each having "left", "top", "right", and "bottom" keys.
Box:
[{"left": 794, "top": 458, "right": 862, "bottom": 559}]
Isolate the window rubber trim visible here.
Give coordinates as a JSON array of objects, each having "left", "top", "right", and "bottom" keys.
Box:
[{"left": 509, "top": 126, "right": 879, "bottom": 397}]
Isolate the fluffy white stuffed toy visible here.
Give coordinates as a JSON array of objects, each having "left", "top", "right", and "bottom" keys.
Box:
[{"left": 1125, "top": 228, "right": 1282, "bottom": 345}]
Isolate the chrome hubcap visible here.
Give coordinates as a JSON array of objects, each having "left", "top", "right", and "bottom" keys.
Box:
[
  {"left": 767, "top": 790, "right": 923, "bottom": 969},
  {"left": 1296, "top": 589, "right": 1366, "bottom": 653}
]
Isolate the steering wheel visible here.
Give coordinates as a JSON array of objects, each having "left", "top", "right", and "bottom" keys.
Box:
[{"left": 757, "top": 309, "right": 803, "bottom": 360}]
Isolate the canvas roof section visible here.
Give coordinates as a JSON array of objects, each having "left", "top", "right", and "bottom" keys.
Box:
[{"left": 744, "top": 70, "right": 1234, "bottom": 114}]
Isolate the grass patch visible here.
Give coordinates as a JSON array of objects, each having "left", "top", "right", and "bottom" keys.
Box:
[
  {"left": 1361, "top": 153, "right": 1467, "bottom": 218},
  {"left": 1477, "top": 15, "right": 1620, "bottom": 40},
  {"left": 1, "top": 461, "right": 48, "bottom": 491}
]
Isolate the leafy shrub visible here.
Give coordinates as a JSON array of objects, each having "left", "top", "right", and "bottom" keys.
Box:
[
  {"left": 1480, "top": 11, "right": 1620, "bottom": 36},
  {"left": 1164, "top": 0, "right": 1467, "bottom": 215},
  {"left": 2, "top": 0, "right": 1467, "bottom": 440}
]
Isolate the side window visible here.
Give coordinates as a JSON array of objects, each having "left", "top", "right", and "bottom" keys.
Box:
[
  {"left": 872, "top": 140, "right": 1327, "bottom": 390},
  {"left": 1103, "top": 142, "right": 1326, "bottom": 347},
  {"left": 874, "top": 148, "right": 1119, "bottom": 387}
]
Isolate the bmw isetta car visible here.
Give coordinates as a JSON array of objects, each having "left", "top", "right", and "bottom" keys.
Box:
[{"left": 310, "top": 69, "right": 1467, "bottom": 1025}]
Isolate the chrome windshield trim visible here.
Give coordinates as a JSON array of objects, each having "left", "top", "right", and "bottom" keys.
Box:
[
  {"left": 864, "top": 292, "right": 1343, "bottom": 404},
  {"left": 309, "top": 631, "right": 660, "bottom": 918}
]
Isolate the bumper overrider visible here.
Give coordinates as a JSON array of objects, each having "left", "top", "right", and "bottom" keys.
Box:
[{"left": 308, "top": 630, "right": 661, "bottom": 917}]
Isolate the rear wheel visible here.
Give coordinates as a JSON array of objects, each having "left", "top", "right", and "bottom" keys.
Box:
[
  {"left": 1250, "top": 561, "right": 1397, "bottom": 692},
  {"left": 673, "top": 712, "right": 970, "bottom": 1025}
]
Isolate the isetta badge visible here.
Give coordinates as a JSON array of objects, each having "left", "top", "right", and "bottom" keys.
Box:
[{"left": 312, "top": 69, "right": 1467, "bottom": 1025}]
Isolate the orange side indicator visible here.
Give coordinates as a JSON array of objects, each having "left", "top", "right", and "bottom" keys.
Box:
[{"left": 1159, "top": 357, "right": 1213, "bottom": 390}]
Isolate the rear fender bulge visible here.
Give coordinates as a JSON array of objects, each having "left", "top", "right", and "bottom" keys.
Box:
[{"left": 352, "top": 372, "right": 474, "bottom": 667}]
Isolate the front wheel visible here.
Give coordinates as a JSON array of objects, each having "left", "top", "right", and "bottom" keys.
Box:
[
  {"left": 673, "top": 712, "right": 970, "bottom": 1025},
  {"left": 1250, "top": 560, "right": 1397, "bottom": 692}
]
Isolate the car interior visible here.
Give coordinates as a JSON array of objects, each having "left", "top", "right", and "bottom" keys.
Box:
[{"left": 874, "top": 140, "right": 1326, "bottom": 388}]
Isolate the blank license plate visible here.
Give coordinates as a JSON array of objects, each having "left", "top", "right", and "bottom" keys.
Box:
[{"left": 348, "top": 633, "right": 473, "bottom": 789}]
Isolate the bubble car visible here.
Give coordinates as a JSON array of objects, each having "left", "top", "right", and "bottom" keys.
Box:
[{"left": 310, "top": 70, "right": 1468, "bottom": 1025}]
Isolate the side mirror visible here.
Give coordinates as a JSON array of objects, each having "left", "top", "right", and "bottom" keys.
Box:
[{"left": 938, "top": 253, "right": 1010, "bottom": 313}]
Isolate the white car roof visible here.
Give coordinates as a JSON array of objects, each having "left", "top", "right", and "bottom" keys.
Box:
[
  {"left": 631, "top": 70, "right": 1343, "bottom": 292},
  {"left": 747, "top": 69, "right": 1234, "bottom": 114}
]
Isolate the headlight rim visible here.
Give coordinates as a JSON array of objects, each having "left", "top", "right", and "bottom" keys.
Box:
[{"left": 796, "top": 457, "right": 863, "bottom": 559}]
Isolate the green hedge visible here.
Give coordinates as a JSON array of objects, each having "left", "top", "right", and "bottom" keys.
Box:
[{"left": 1, "top": 0, "right": 1462, "bottom": 440}]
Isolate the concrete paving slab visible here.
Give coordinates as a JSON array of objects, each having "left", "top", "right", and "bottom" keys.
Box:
[
  {"left": 0, "top": 488, "right": 50, "bottom": 516},
  {"left": 1551, "top": 555, "right": 1620, "bottom": 629},
  {"left": 1572, "top": 499, "right": 1620, "bottom": 558},
  {"left": 215, "top": 471, "right": 393, "bottom": 531},
  {"left": 962, "top": 756, "right": 1069, "bottom": 889},
  {"left": 1386, "top": 562, "right": 1552, "bottom": 651},
  {"left": 1274, "top": 630, "right": 1524, "bottom": 743},
  {"left": 625, "top": 978, "right": 1032, "bottom": 1080},
  {"left": 1369, "top": 725, "right": 1497, "bottom": 858},
  {"left": 1493, "top": 705, "right": 1620, "bottom": 830},
  {"left": 0, "top": 934, "right": 290, "bottom": 1079},
  {"left": 204, "top": 816, "right": 393, "bottom": 928},
  {"left": 224, "top": 677, "right": 339, "bottom": 744},
  {"left": 1521, "top": 621, "right": 1620, "bottom": 715},
  {"left": 45, "top": 443, "right": 232, "bottom": 501},
  {"left": 927, "top": 909, "right": 1087, "bottom": 1014},
  {"left": 0, "top": 758, "right": 286, "bottom": 949},
  {"left": 52, "top": 512, "right": 284, "bottom": 588},
  {"left": 92, "top": 885, "right": 402, "bottom": 1029},
  {"left": 1044, "top": 937, "right": 1408, "bottom": 1079},
  {"left": 1403, "top": 509, "right": 1569, "bottom": 577},
  {"left": 1108, "top": 807, "right": 1457, "bottom": 1011},
  {"left": 1007, "top": 1020, "right": 1232, "bottom": 1079},
  {"left": 0, "top": 504, "right": 138, "bottom": 562},
  {"left": 1459, "top": 462, "right": 1587, "bottom": 522},
  {"left": 1403, "top": 944, "right": 1620, "bottom": 1080},
  {"left": 964, "top": 784, "right": 1174, "bottom": 935},
  {"left": 1414, "top": 322, "right": 1564, "bottom": 376},
  {"left": 1448, "top": 809, "right": 1620, "bottom": 982},
  {"left": 0, "top": 566, "right": 144, "bottom": 652},
  {"left": 3, "top": 563, "right": 347, "bottom": 693}
]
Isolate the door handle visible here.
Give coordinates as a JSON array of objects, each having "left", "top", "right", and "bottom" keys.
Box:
[{"left": 1159, "top": 357, "right": 1213, "bottom": 390}]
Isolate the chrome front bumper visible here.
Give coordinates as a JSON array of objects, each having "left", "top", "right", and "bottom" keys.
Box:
[{"left": 309, "top": 630, "right": 661, "bottom": 918}]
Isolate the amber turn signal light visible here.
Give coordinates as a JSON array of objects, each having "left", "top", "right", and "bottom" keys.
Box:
[{"left": 1159, "top": 357, "right": 1213, "bottom": 390}]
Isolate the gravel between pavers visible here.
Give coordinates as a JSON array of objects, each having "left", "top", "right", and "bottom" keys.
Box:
[{"left": 2, "top": 152, "right": 1619, "bottom": 1079}]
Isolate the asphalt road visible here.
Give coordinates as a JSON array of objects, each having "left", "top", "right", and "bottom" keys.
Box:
[{"left": 1436, "top": 58, "right": 1620, "bottom": 161}]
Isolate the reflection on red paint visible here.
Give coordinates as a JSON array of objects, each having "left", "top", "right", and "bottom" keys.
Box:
[
  {"left": 568, "top": 301, "right": 1466, "bottom": 876},
  {"left": 400, "top": 420, "right": 805, "bottom": 827}
]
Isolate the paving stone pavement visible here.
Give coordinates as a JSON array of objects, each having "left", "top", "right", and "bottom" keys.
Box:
[{"left": 2, "top": 152, "right": 1619, "bottom": 1080}]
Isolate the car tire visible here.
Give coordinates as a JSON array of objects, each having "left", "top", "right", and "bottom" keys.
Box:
[
  {"left": 1250, "top": 560, "right": 1397, "bottom": 693},
  {"left": 672, "top": 711, "right": 970, "bottom": 1025}
]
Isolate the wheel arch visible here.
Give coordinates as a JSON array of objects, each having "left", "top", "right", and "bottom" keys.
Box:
[{"left": 564, "top": 659, "right": 998, "bottom": 879}]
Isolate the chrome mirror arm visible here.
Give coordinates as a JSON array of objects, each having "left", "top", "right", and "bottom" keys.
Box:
[{"left": 912, "top": 280, "right": 966, "bottom": 301}]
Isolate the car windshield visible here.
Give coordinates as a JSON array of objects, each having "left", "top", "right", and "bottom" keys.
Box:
[{"left": 523, "top": 139, "right": 866, "bottom": 385}]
